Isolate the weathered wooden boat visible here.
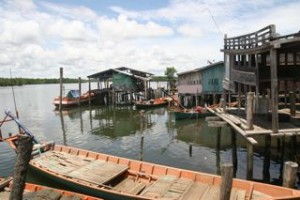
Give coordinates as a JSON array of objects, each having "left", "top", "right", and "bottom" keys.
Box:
[
  {"left": 173, "top": 106, "right": 215, "bottom": 120},
  {"left": 2, "top": 111, "right": 300, "bottom": 200},
  {"left": 134, "top": 98, "right": 168, "bottom": 109},
  {"left": 53, "top": 89, "right": 95, "bottom": 109},
  {"left": 0, "top": 177, "right": 102, "bottom": 200}
]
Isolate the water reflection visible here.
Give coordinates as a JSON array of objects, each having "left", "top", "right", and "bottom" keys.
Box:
[{"left": 1, "top": 83, "right": 299, "bottom": 188}]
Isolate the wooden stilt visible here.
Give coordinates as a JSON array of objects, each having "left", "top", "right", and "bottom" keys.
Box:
[
  {"left": 231, "top": 128, "right": 237, "bottom": 177},
  {"left": 270, "top": 48, "right": 279, "bottom": 132},
  {"left": 246, "top": 143, "right": 253, "bottom": 180},
  {"left": 78, "top": 77, "right": 81, "bottom": 107},
  {"left": 88, "top": 78, "right": 91, "bottom": 105},
  {"left": 10, "top": 135, "right": 33, "bottom": 200},
  {"left": 246, "top": 92, "right": 254, "bottom": 130},
  {"left": 59, "top": 67, "right": 63, "bottom": 111},
  {"left": 216, "top": 127, "right": 221, "bottom": 175},
  {"left": 290, "top": 86, "right": 296, "bottom": 117},
  {"left": 263, "top": 135, "right": 271, "bottom": 182},
  {"left": 220, "top": 163, "right": 233, "bottom": 200}
]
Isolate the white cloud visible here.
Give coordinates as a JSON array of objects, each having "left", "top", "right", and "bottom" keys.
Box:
[
  {"left": 0, "top": 20, "right": 41, "bottom": 45},
  {"left": 0, "top": 0, "right": 299, "bottom": 78},
  {"left": 177, "top": 25, "right": 204, "bottom": 38},
  {"left": 97, "top": 15, "right": 174, "bottom": 40}
]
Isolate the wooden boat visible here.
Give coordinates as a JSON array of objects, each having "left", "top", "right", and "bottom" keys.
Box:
[
  {"left": 173, "top": 106, "right": 214, "bottom": 120},
  {"left": 53, "top": 89, "right": 95, "bottom": 109},
  {"left": 2, "top": 111, "right": 300, "bottom": 200},
  {"left": 134, "top": 98, "right": 168, "bottom": 109},
  {"left": 0, "top": 177, "right": 102, "bottom": 200}
]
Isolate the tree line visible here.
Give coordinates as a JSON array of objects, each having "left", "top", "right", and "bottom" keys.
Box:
[
  {"left": 0, "top": 66, "right": 178, "bottom": 87},
  {"left": 0, "top": 78, "right": 84, "bottom": 86}
]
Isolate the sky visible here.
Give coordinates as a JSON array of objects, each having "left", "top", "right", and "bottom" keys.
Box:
[{"left": 0, "top": 0, "right": 299, "bottom": 78}]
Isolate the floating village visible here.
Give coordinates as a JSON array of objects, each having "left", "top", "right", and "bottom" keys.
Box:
[{"left": 1, "top": 24, "right": 300, "bottom": 199}]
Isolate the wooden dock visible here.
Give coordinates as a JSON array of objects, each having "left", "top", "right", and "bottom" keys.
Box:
[{"left": 206, "top": 100, "right": 300, "bottom": 181}]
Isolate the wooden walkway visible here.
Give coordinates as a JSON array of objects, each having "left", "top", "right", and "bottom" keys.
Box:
[{"left": 206, "top": 107, "right": 300, "bottom": 144}]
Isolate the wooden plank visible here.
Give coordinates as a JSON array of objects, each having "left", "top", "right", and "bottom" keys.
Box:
[
  {"left": 113, "top": 178, "right": 147, "bottom": 195},
  {"left": 200, "top": 185, "right": 220, "bottom": 200},
  {"left": 67, "top": 160, "right": 128, "bottom": 185},
  {"left": 180, "top": 183, "right": 210, "bottom": 200},
  {"left": 207, "top": 107, "right": 258, "bottom": 145},
  {"left": 163, "top": 178, "right": 193, "bottom": 199},
  {"left": 141, "top": 175, "right": 177, "bottom": 198},
  {"left": 0, "top": 177, "right": 12, "bottom": 190}
]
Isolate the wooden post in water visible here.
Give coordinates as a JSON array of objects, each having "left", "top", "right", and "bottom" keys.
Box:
[
  {"left": 231, "top": 128, "right": 237, "bottom": 177},
  {"left": 270, "top": 48, "right": 279, "bottom": 132},
  {"left": 59, "top": 67, "right": 63, "bottom": 111},
  {"left": 263, "top": 135, "right": 271, "bottom": 182},
  {"left": 220, "top": 163, "right": 233, "bottom": 200},
  {"left": 246, "top": 92, "right": 254, "bottom": 130},
  {"left": 283, "top": 161, "right": 298, "bottom": 188},
  {"left": 216, "top": 127, "right": 221, "bottom": 175},
  {"left": 10, "top": 135, "right": 33, "bottom": 200},
  {"left": 246, "top": 143, "right": 253, "bottom": 180},
  {"left": 78, "top": 77, "right": 81, "bottom": 107},
  {"left": 238, "top": 83, "right": 241, "bottom": 109},
  {"left": 290, "top": 92, "right": 296, "bottom": 116}
]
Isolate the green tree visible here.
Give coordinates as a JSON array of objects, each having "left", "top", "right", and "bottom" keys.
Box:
[{"left": 164, "top": 67, "right": 177, "bottom": 94}]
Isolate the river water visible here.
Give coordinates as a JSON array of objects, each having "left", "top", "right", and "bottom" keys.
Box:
[{"left": 0, "top": 83, "right": 297, "bottom": 187}]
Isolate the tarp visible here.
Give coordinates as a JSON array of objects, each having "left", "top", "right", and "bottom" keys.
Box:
[{"left": 66, "top": 90, "right": 80, "bottom": 98}]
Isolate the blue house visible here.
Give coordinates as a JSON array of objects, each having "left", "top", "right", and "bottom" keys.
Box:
[{"left": 177, "top": 61, "right": 224, "bottom": 107}]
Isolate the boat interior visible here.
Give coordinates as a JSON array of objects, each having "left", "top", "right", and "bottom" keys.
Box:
[{"left": 29, "top": 144, "right": 300, "bottom": 200}]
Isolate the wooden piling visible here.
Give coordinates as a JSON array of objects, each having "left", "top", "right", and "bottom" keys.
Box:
[
  {"left": 220, "top": 98, "right": 226, "bottom": 113},
  {"left": 231, "top": 128, "right": 237, "bottom": 177},
  {"left": 246, "top": 92, "right": 254, "bottom": 130},
  {"left": 59, "top": 67, "right": 63, "bottom": 111},
  {"left": 270, "top": 48, "right": 279, "bottom": 132},
  {"left": 263, "top": 135, "right": 271, "bottom": 182},
  {"left": 78, "top": 77, "right": 81, "bottom": 107},
  {"left": 220, "top": 163, "right": 233, "bottom": 200},
  {"left": 290, "top": 92, "right": 296, "bottom": 116},
  {"left": 246, "top": 143, "right": 253, "bottom": 180},
  {"left": 10, "top": 135, "right": 33, "bottom": 200},
  {"left": 282, "top": 161, "right": 298, "bottom": 188},
  {"left": 216, "top": 127, "right": 221, "bottom": 175}
]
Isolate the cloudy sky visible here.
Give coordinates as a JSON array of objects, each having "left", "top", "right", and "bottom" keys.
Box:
[{"left": 0, "top": 0, "right": 299, "bottom": 78}]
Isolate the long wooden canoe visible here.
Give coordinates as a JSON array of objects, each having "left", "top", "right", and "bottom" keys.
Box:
[
  {"left": 134, "top": 98, "right": 168, "bottom": 109},
  {"left": 0, "top": 177, "right": 102, "bottom": 200},
  {"left": 6, "top": 141, "right": 296, "bottom": 200}
]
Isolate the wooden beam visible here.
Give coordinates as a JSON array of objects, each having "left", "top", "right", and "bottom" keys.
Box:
[
  {"left": 220, "top": 163, "right": 233, "bottom": 200},
  {"left": 206, "top": 107, "right": 258, "bottom": 144},
  {"left": 270, "top": 48, "right": 279, "bottom": 132}
]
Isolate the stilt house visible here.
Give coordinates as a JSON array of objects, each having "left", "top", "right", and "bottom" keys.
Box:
[
  {"left": 222, "top": 25, "right": 300, "bottom": 132},
  {"left": 87, "top": 67, "right": 153, "bottom": 105},
  {"left": 177, "top": 61, "right": 224, "bottom": 108}
]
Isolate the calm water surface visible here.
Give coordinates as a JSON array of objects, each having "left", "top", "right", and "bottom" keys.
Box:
[{"left": 0, "top": 84, "right": 297, "bottom": 188}]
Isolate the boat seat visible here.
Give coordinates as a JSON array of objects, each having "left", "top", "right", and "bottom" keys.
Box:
[
  {"left": 140, "top": 175, "right": 193, "bottom": 199},
  {"left": 33, "top": 151, "right": 128, "bottom": 186},
  {"left": 67, "top": 159, "right": 128, "bottom": 185},
  {"left": 112, "top": 178, "right": 147, "bottom": 195}
]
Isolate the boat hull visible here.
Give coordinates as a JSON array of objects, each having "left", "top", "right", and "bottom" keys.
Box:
[
  {"left": 0, "top": 177, "right": 102, "bottom": 200},
  {"left": 27, "top": 144, "right": 300, "bottom": 200}
]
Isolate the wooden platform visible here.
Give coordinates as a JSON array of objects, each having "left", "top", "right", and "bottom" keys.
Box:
[
  {"left": 33, "top": 151, "right": 128, "bottom": 185},
  {"left": 206, "top": 107, "right": 300, "bottom": 144}
]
